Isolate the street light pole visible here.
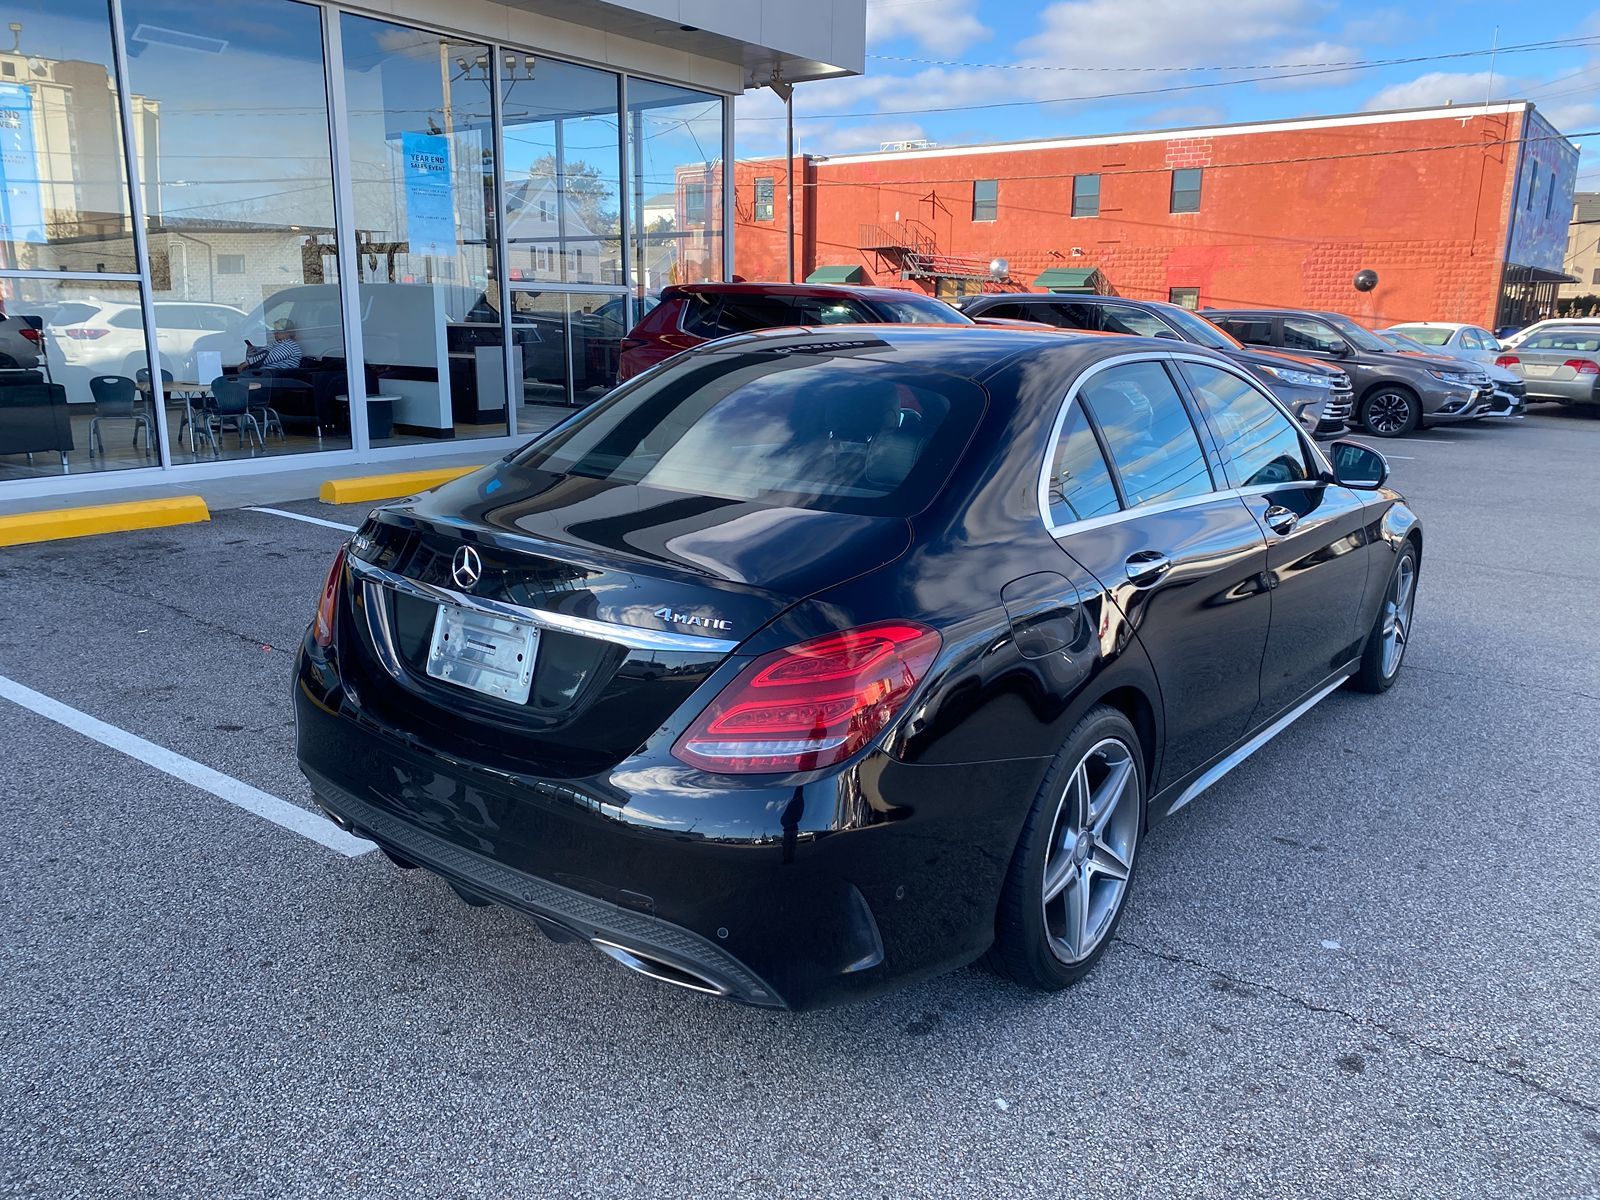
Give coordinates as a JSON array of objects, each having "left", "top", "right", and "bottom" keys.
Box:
[{"left": 769, "top": 74, "right": 795, "bottom": 284}]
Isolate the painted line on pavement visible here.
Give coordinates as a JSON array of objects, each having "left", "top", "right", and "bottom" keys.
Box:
[
  {"left": 0, "top": 673, "right": 373, "bottom": 858},
  {"left": 245, "top": 506, "right": 359, "bottom": 533}
]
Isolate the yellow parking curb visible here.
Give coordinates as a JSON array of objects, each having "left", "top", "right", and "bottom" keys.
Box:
[
  {"left": 0, "top": 496, "right": 211, "bottom": 548},
  {"left": 319, "top": 466, "right": 481, "bottom": 506}
]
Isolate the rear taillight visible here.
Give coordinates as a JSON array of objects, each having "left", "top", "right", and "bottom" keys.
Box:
[
  {"left": 62, "top": 327, "right": 109, "bottom": 340},
  {"left": 1494, "top": 354, "right": 1519, "bottom": 369},
  {"left": 18, "top": 327, "right": 41, "bottom": 344},
  {"left": 672, "top": 621, "right": 941, "bottom": 774},
  {"left": 313, "top": 544, "right": 348, "bottom": 649},
  {"left": 1564, "top": 359, "right": 1599, "bottom": 376}
]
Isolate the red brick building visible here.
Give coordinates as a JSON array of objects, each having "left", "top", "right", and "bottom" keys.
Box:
[{"left": 724, "top": 101, "right": 1578, "bottom": 329}]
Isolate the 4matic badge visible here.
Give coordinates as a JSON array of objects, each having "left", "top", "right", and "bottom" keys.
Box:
[{"left": 654, "top": 606, "right": 733, "bottom": 632}]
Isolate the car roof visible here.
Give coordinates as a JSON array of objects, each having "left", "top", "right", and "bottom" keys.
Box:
[
  {"left": 1389, "top": 321, "right": 1469, "bottom": 329},
  {"left": 680, "top": 321, "right": 1234, "bottom": 381},
  {"left": 666, "top": 282, "right": 949, "bottom": 302}
]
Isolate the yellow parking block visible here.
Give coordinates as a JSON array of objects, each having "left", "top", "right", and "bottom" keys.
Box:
[
  {"left": 0, "top": 496, "right": 211, "bottom": 548},
  {"left": 319, "top": 465, "right": 481, "bottom": 506}
]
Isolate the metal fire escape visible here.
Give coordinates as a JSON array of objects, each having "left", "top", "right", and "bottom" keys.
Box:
[{"left": 859, "top": 220, "right": 997, "bottom": 283}]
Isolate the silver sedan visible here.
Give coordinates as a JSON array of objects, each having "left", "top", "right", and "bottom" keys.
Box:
[{"left": 1498, "top": 328, "right": 1600, "bottom": 408}]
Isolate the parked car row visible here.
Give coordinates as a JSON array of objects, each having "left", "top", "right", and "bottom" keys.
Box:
[{"left": 615, "top": 283, "right": 1584, "bottom": 441}]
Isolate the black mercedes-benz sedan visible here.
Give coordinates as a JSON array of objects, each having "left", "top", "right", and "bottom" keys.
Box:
[{"left": 296, "top": 325, "right": 1421, "bottom": 1010}]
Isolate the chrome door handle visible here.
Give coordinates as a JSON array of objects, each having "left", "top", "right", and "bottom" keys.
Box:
[
  {"left": 1263, "top": 506, "right": 1298, "bottom": 535},
  {"left": 1125, "top": 551, "right": 1171, "bottom": 587}
]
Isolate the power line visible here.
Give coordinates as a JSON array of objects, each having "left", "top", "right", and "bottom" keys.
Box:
[
  {"left": 866, "top": 34, "right": 1600, "bottom": 73},
  {"left": 747, "top": 37, "right": 1600, "bottom": 122}
]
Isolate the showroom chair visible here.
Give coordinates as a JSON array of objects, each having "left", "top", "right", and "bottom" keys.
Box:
[
  {"left": 88, "top": 375, "right": 152, "bottom": 460},
  {"left": 135, "top": 366, "right": 190, "bottom": 447},
  {"left": 206, "top": 376, "right": 264, "bottom": 452}
]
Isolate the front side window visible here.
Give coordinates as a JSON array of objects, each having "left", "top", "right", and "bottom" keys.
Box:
[
  {"left": 1080, "top": 361, "right": 1213, "bottom": 507},
  {"left": 973, "top": 179, "right": 998, "bottom": 222},
  {"left": 1072, "top": 174, "right": 1100, "bottom": 218},
  {"left": 792, "top": 296, "right": 872, "bottom": 325},
  {"left": 514, "top": 352, "right": 984, "bottom": 517},
  {"left": 1047, "top": 404, "right": 1122, "bottom": 525},
  {"left": 754, "top": 177, "right": 775, "bottom": 221},
  {"left": 1179, "top": 362, "right": 1308, "bottom": 488},
  {"left": 1098, "top": 306, "right": 1177, "bottom": 338},
  {"left": 1282, "top": 317, "right": 1347, "bottom": 354},
  {"left": 1170, "top": 168, "right": 1202, "bottom": 214}
]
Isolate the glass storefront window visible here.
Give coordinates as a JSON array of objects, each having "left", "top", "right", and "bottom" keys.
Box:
[
  {"left": 628, "top": 81, "right": 725, "bottom": 298},
  {"left": 0, "top": 2, "right": 134, "bottom": 273},
  {"left": 501, "top": 59, "right": 623, "bottom": 286},
  {"left": 1, "top": 275, "right": 159, "bottom": 480},
  {"left": 341, "top": 14, "right": 504, "bottom": 444},
  {"left": 123, "top": 0, "right": 350, "bottom": 461}
]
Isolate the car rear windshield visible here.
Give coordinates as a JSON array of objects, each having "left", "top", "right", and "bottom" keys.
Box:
[
  {"left": 1390, "top": 325, "right": 1452, "bottom": 346},
  {"left": 1521, "top": 331, "right": 1600, "bottom": 352},
  {"left": 513, "top": 347, "right": 984, "bottom": 516}
]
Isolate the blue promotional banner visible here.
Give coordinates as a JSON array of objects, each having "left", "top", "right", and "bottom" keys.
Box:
[
  {"left": 0, "top": 82, "right": 46, "bottom": 246},
  {"left": 402, "top": 131, "right": 455, "bottom": 257}
]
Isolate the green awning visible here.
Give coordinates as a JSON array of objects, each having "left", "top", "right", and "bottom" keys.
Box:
[
  {"left": 1033, "top": 267, "right": 1102, "bottom": 292},
  {"left": 806, "top": 265, "right": 866, "bottom": 284}
]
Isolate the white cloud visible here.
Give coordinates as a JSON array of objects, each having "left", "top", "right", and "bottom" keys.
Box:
[
  {"left": 808, "top": 122, "right": 933, "bottom": 155},
  {"left": 1363, "top": 71, "right": 1525, "bottom": 112},
  {"left": 1255, "top": 41, "right": 1364, "bottom": 90},
  {"left": 866, "top": 0, "right": 990, "bottom": 56},
  {"left": 1139, "top": 104, "right": 1228, "bottom": 129}
]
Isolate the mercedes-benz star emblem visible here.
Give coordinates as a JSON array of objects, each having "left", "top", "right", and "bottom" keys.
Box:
[{"left": 451, "top": 545, "right": 483, "bottom": 590}]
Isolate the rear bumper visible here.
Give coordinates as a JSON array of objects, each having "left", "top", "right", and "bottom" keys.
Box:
[
  {"left": 295, "top": 648, "right": 1044, "bottom": 1009},
  {"left": 1524, "top": 377, "right": 1600, "bottom": 405}
]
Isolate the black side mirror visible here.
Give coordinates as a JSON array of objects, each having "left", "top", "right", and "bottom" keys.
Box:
[
  {"left": 1329, "top": 341, "right": 1353, "bottom": 358},
  {"left": 1329, "top": 439, "right": 1389, "bottom": 490}
]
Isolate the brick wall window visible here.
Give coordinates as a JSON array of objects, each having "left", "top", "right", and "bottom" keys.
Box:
[
  {"left": 684, "top": 182, "right": 708, "bottom": 226},
  {"left": 217, "top": 254, "right": 245, "bottom": 275},
  {"left": 754, "top": 176, "right": 775, "bottom": 222},
  {"left": 1592, "top": 267, "right": 1600, "bottom": 285},
  {"left": 1170, "top": 168, "right": 1202, "bottom": 213},
  {"left": 972, "top": 178, "right": 998, "bottom": 221},
  {"left": 1168, "top": 287, "right": 1200, "bottom": 310},
  {"left": 1072, "top": 174, "right": 1100, "bottom": 218},
  {"left": 1547, "top": 171, "right": 1556, "bottom": 220}
]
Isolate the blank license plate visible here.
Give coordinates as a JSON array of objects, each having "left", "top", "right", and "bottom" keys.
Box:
[
  {"left": 425, "top": 603, "right": 538, "bottom": 704},
  {"left": 1523, "top": 363, "right": 1558, "bottom": 377}
]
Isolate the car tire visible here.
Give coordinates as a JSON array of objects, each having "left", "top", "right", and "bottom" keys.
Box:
[
  {"left": 989, "top": 704, "right": 1145, "bottom": 991},
  {"left": 1360, "top": 386, "right": 1420, "bottom": 437},
  {"left": 1352, "top": 541, "right": 1419, "bottom": 694}
]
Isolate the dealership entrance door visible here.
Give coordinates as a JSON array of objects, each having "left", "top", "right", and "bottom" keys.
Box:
[{"left": 506, "top": 284, "right": 630, "bottom": 413}]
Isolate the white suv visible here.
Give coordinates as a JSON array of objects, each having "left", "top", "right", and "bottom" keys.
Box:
[{"left": 46, "top": 300, "right": 247, "bottom": 381}]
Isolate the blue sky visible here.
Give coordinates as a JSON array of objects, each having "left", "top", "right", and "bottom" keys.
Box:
[{"left": 735, "top": 0, "right": 1600, "bottom": 183}]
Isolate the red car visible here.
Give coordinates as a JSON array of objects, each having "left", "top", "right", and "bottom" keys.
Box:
[{"left": 616, "top": 282, "right": 975, "bottom": 382}]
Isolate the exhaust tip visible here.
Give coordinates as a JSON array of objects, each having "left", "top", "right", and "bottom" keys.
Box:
[{"left": 592, "top": 938, "right": 731, "bottom": 997}]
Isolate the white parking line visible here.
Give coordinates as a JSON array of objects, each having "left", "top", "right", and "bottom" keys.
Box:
[
  {"left": 245, "top": 506, "right": 359, "bottom": 533},
  {"left": 0, "top": 673, "right": 373, "bottom": 858}
]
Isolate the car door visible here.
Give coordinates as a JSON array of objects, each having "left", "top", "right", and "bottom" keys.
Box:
[
  {"left": 1046, "top": 356, "right": 1271, "bottom": 786},
  {"left": 1175, "top": 358, "right": 1372, "bottom": 719}
]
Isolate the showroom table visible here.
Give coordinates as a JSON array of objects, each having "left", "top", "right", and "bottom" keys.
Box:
[{"left": 135, "top": 378, "right": 262, "bottom": 454}]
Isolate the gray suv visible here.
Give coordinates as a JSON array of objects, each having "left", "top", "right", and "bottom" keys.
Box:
[
  {"left": 954, "top": 293, "right": 1354, "bottom": 435},
  {"left": 1206, "top": 308, "right": 1492, "bottom": 437}
]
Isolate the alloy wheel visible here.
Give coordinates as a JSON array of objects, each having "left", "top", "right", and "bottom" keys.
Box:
[
  {"left": 1041, "top": 737, "right": 1140, "bottom": 965},
  {"left": 1366, "top": 391, "right": 1412, "bottom": 435},
  {"left": 1380, "top": 555, "right": 1416, "bottom": 678}
]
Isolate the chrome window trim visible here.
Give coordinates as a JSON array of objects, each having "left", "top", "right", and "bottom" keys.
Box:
[
  {"left": 1038, "top": 350, "right": 1336, "bottom": 539},
  {"left": 348, "top": 556, "right": 741, "bottom": 654}
]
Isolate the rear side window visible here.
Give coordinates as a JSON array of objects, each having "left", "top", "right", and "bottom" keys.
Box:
[
  {"left": 681, "top": 294, "right": 794, "bottom": 338},
  {"left": 107, "top": 309, "right": 144, "bottom": 329},
  {"left": 1080, "top": 361, "right": 1213, "bottom": 508},
  {"left": 1179, "top": 362, "right": 1309, "bottom": 488},
  {"left": 514, "top": 350, "right": 983, "bottom": 517},
  {"left": 1047, "top": 404, "right": 1121, "bottom": 525},
  {"left": 1214, "top": 315, "right": 1273, "bottom": 346}
]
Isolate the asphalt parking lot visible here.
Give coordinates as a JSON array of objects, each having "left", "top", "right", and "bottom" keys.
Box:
[{"left": 2, "top": 410, "right": 1598, "bottom": 1199}]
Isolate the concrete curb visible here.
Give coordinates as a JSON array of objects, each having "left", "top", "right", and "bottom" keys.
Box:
[
  {"left": 318, "top": 466, "right": 480, "bottom": 506},
  {"left": 0, "top": 496, "right": 211, "bottom": 548}
]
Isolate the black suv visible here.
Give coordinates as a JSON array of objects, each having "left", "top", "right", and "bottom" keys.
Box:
[
  {"left": 955, "top": 293, "right": 1354, "bottom": 435},
  {"left": 1206, "top": 308, "right": 1493, "bottom": 438}
]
